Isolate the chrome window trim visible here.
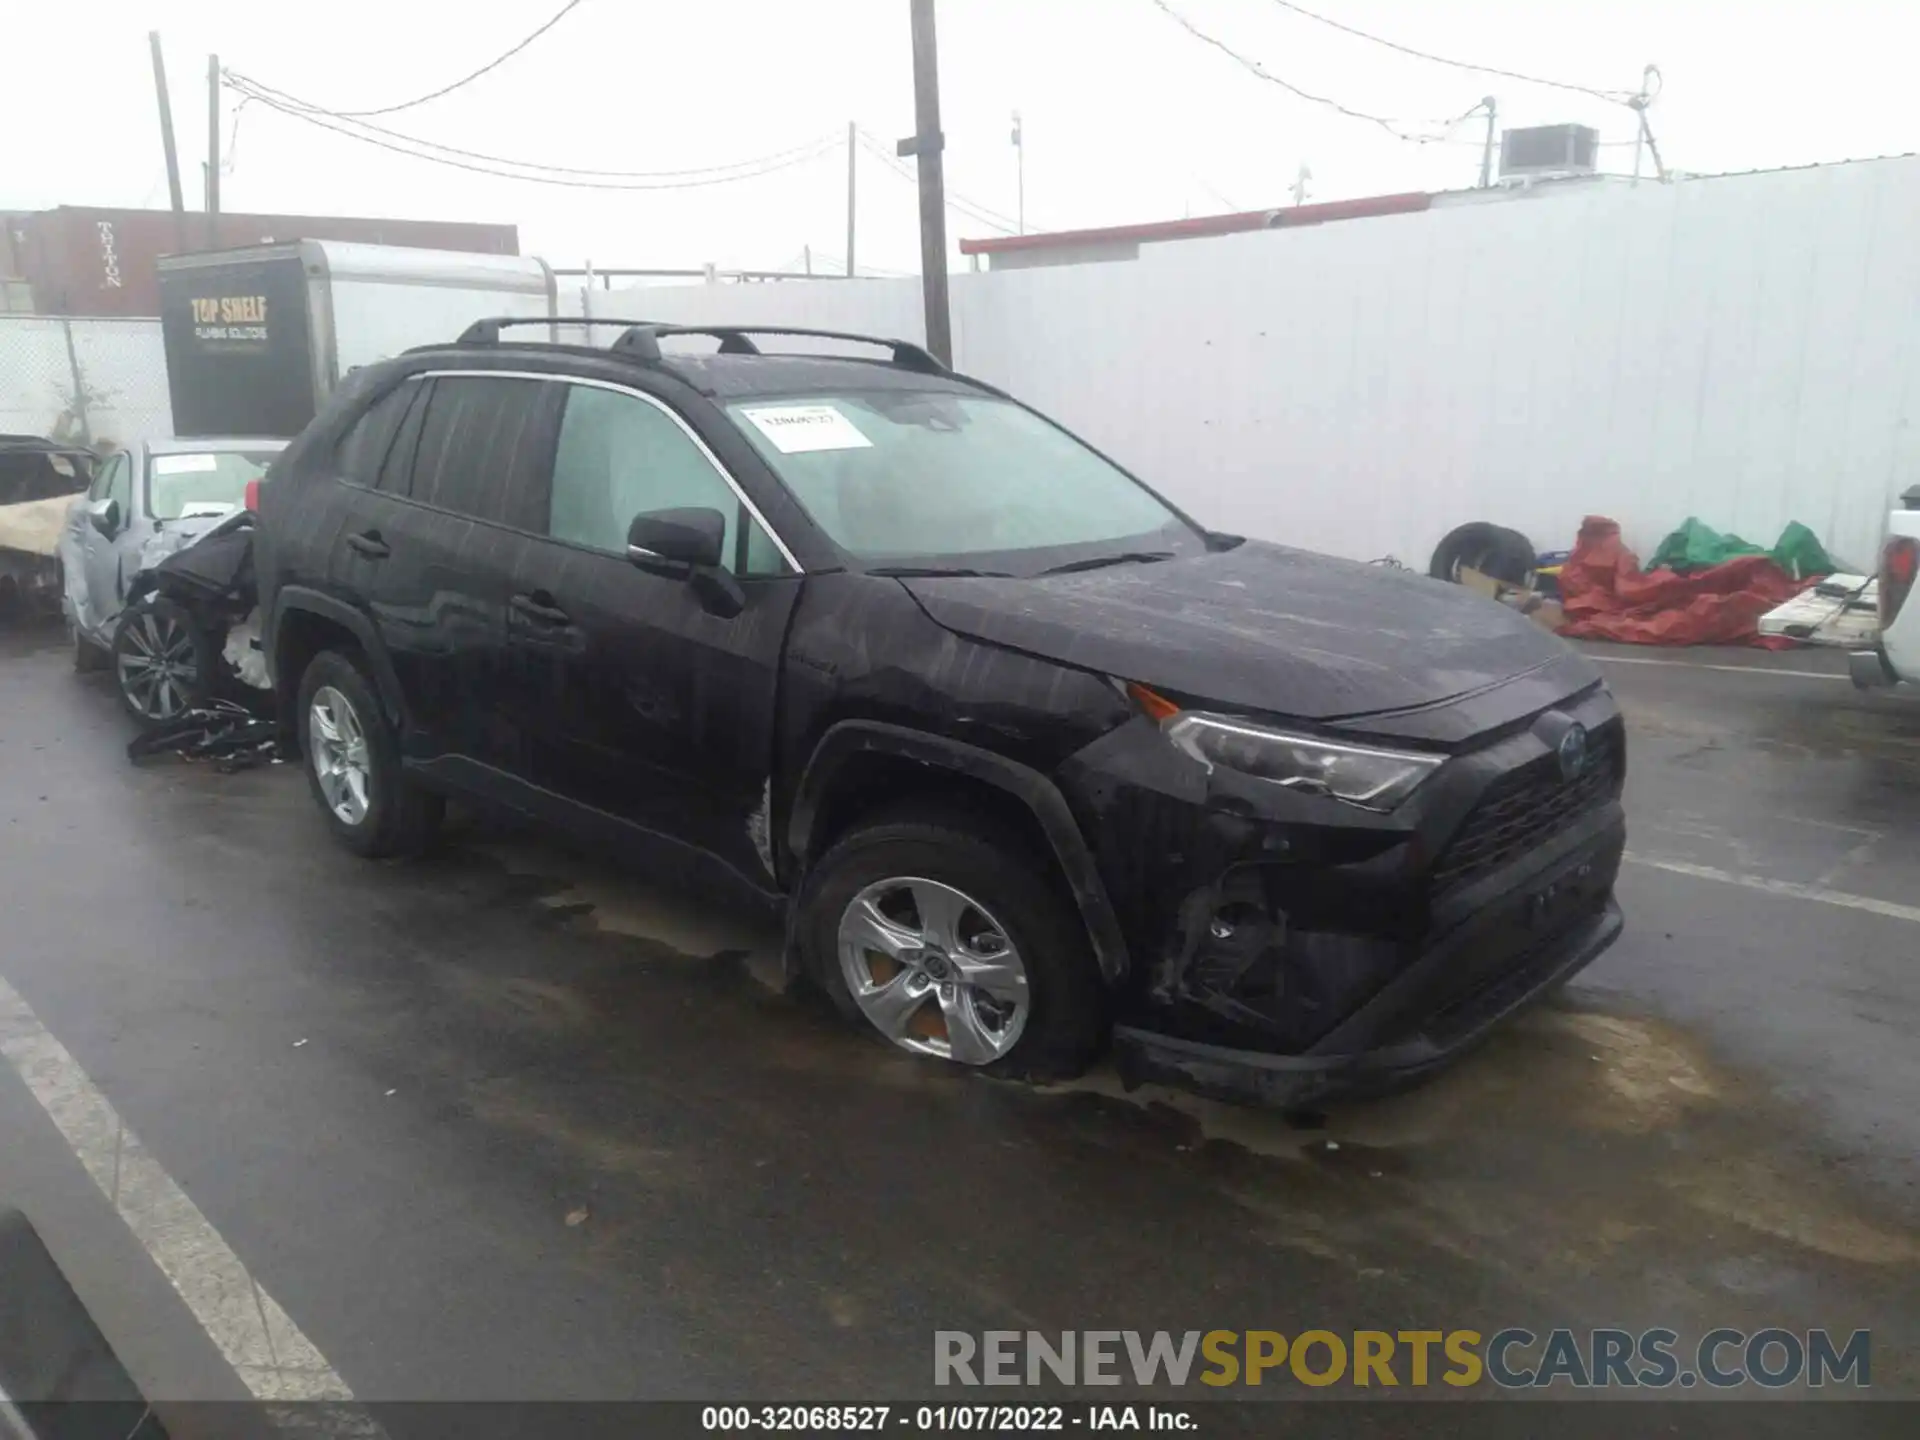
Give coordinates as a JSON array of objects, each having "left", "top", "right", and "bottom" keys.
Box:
[{"left": 412, "top": 368, "right": 804, "bottom": 573}]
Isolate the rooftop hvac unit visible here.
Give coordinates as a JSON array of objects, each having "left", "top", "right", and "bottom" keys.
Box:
[{"left": 1499, "top": 124, "right": 1600, "bottom": 180}]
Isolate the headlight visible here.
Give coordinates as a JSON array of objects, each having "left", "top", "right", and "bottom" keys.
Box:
[{"left": 1162, "top": 712, "right": 1442, "bottom": 810}]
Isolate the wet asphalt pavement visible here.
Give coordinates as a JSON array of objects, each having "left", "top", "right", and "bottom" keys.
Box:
[{"left": 0, "top": 619, "right": 1915, "bottom": 1430}]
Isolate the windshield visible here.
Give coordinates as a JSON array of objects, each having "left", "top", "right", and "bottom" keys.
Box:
[
  {"left": 725, "top": 391, "right": 1194, "bottom": 569},
  {"left": 146, "top": 450, "right": 280, "bottom": 521}
]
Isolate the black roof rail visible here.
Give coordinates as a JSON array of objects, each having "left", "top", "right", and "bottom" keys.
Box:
[
  {"left": 454, "top": 316, "right": 661, "bottom": 345},
  {"left": 610, "top": 325, "right": 949, "bottom": 375}
]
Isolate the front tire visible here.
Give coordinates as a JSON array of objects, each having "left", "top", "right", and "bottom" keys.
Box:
[
  {"left": 111, "top": 597, "right": 214, "bottom": 727},
  {"left": 800, "top": 806, "right": 1106, "bottom": 1081},
  {"left": 296, "top": 649, "right": 442, "bottom": 858}
]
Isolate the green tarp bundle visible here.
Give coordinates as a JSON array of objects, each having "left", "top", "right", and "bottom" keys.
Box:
[{"left": 1648, "top": 517, "right": 1835, "bottom": 580}]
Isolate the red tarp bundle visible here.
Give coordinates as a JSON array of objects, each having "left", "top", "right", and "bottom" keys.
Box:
[{"left": 1556, "top": 516, "right": 1815, "bottom": 647}]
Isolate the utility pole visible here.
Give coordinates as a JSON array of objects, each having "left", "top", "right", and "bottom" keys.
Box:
[
  {"left": 148, "top": 32, "right": 186, "bottom": 254},
  {"left": 804, "top": 244, "right": 813, "bottom": 277},
  {"left": 1011, "top": 110, "right": 1024, "bottom": 234},
  {"left": 1478, "top": 96, "right": 1498, "bottom": 188},
  {"left": 1629, "top": 64, "right": 1668, "bottom": 185},
  {"left": 845, "top": 121, "right": 857, "bottom": 278},
  {"left": 902, "top": 0, "right": 952, "bottom": 365},
  {"left": 206, "top": 54, "right": 222, "bottom": 247}
]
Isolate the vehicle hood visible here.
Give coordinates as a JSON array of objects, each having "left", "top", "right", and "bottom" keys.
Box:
[
  {"left": 0, "top": 496, "right": 73, "bottom": 558},
  {"left": 899, "top": 540, "right": 1598, "bottom": 737},
  {"left": 135, "top": 510, "right": 237, "bottom": 572}
]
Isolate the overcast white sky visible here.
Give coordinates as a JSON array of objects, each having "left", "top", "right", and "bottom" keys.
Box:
[{"left": 8, "top": 1, "right": 1919, "bottom": 274}]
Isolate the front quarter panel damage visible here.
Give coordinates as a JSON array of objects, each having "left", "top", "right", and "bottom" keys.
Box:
[{"left": 778, "top": 572, "right": 1134, "bottom": 978}]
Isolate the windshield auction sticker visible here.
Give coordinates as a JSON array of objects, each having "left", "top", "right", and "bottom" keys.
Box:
[
  {"left": 740, "top": 404, "right": 874, "bottom": 454},
  {"left": 151, "top": 453, "right": 220, "bottom": 475}
]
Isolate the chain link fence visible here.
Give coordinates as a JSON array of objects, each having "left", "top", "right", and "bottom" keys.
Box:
[{"left": 0, "top": 316, "right": 173, "bottom": 451}]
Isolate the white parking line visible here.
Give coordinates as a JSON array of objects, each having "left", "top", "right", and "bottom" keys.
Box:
[
  {"left": 0, "top": 976, "right": 355, "bottom": 1402},
  {"left": 1594, "top": 654, "right": 1850, "bottom": 681},
  {"left": 1625, "top": 853, "right": 1920, "bottom": 924}
]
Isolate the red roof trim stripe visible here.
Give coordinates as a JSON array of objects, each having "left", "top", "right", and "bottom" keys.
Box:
[{"left": 958, "top": 192, "right": 1432, "bottom": 255}]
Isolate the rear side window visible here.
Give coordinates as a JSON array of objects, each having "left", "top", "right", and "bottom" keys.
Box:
[
  {"left": 379, "top": 382, "right": 429, "bottom": 495},
  {"left": 334, "top": 381, "right": 419, "bottom": 488},
  {"left": 406, "top": 377, "right": 548, "bottom": 525}
]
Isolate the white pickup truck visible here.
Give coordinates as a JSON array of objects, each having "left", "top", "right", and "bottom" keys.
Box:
[{"left": 1850, "top": 485, "right": 1920, "bottom": 688}]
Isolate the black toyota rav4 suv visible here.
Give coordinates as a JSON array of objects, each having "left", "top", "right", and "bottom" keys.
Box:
[{"left": 258, "top": 320, "right": 1625, "bottom": 1105}]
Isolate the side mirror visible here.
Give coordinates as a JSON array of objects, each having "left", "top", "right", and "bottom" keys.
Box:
[
  {"left": 626, "top": 506, "right": 744, "bottom": 618},
  {"left": 87, "top": 498, "right": 120, "bottom": 538},
  {"left": 627, "top": 507, "right": 727, "bottom": 573}
]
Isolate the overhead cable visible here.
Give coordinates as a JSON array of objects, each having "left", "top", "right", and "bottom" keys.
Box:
[
  {"left": 224, "top": 73, "right": 839, "bottom": 187},
  {"left": 325, "top": 0, "right": 587, "bottom": 116},
  {"left": 855, "top": 129, "right": 1021, "bottom": 233},
  {"left": 1264, "top": 0, "right": 1636, "bottom": 103},
  {"left": 224, "top": 79, "right": 839, "bottom": 190},
  {"left": 1149, "top": 0, "right": 1498, "bottom": 144}
]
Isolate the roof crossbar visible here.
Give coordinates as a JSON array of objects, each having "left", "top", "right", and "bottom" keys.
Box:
[
  {"left": 609, "top": 325, "right": 948, "bottom": 375},
  {"left": 454, "top": 316, "right": 660, "bottom": 345}
]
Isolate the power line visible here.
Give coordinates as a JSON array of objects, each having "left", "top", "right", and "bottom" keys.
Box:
[
  {"left": 224, "top": 71, "right": 839, "bottom": 185},
  {"left": 326, "top": 0, "right": 586, "bottom": 116},
  {"left": 813, "top": 251, "right": 913, "bottom": 279},
  {"left": 223, "top": 79, "right": 840, "bottom": 190},
  {"left": 1149, "top": 0, "right": 1493, "bottom": 144},
  {"left": 855, "top": 129, "right": 1021, "bottom": 233},
  {"left": 1264, "top": 0, "right": 1636, "bottom": 104}
]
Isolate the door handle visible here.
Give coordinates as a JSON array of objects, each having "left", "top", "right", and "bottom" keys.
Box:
[
  {"left": 511, "top": 592, "right": 571, "bottom": 626},
  {"left": 346, "top": 530, "right": 390, "bottom": 560}
]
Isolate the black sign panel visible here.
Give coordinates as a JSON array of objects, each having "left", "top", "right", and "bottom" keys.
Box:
[{"left": 159, "top": 253, "right": 318, "bottom": 438}]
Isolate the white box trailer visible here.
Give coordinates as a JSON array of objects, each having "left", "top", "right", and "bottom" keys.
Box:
[{"left": 158, "top": 241, "right": 558, "bottom": 438}]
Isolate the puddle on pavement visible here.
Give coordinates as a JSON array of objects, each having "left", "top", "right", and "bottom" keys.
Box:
[
  {"left": 412, "top": 824, "right": 1919, "bottom": 1371},
  {"left": 466, "top": 836, "right": 787, "bottom": 991}
]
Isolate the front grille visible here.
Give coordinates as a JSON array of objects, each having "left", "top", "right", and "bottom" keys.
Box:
[{"left": 1430, "top": 723, "right": 1623, "bottom": 896}]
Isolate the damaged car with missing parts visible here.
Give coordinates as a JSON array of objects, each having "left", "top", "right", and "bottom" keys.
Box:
[{"left": 258, "top": 321, "right": 1625, "bottom": 1107}]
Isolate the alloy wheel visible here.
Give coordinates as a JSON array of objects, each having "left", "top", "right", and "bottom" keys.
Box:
[
  {"left": 309, "top": 685, "right": 373, "bottom": 826},
  {"left": 116, "top": 609, "right": 199, "bottom": 720},
  {"left": 836, "top": 876, "right": 1031, "bottom": 1065}
]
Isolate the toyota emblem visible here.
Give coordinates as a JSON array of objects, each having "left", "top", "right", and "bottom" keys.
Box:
[{"left": 1557, "top": 723, "right": 1590, "bottom": 782}]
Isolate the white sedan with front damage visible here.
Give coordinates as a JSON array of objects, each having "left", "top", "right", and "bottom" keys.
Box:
[{"left": 59, "top": 436, "right": 284, "bottom": 724}]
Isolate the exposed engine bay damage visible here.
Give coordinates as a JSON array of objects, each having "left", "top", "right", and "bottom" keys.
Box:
[
  {"left": 1151, "top": 864, "right": 1409, "bottom": 1058},
  {"left": 116, "top": 512, "right": 278, "bottom": 756}
]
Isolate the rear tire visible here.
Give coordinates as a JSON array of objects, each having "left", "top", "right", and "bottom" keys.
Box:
[
  {"left": 799, "top": 804, "right": 1106, "bottom": 1081},
  {"left": 296, "top": 649, "right": 442, "bottom": 858}
]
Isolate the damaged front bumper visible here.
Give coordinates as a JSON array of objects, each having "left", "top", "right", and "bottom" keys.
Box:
[
  {"left": 1061, "top": 683, "right": 1628, "bottom": 1109},
  {"left": 1113, "top": 874, "right": 1623, "bottom": 1110}
]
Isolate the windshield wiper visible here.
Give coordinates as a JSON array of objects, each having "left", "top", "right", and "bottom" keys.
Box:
[
  {"left": 867, "top": 565, "right": 1015, "bottom": 578},
  {"left": 1038, "top": 550, "right": 1176, "bottom": 576}
]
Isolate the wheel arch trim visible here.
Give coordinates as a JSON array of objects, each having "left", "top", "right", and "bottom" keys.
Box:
[
  {"left": 266, "top": 586, "right": 408, "bottom": 730},
  {"left": 789, "top": 720, "right": 1130, "bottom": 984}
]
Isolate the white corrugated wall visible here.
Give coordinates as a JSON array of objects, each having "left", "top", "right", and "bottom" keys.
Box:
[{"left": 577, "top": 154, "right": 1920, "bottom": 571}]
